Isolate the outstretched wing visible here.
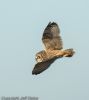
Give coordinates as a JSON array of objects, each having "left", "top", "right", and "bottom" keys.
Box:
[
  {"left": 32, "top": 57, "right": 57, "bottom": 75},
  {"left": 42, "top": 22, "right": 63, "bottom": 50}
]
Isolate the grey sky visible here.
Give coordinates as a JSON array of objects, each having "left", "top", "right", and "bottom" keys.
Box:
[{"left": 0, "top": 0, "right": 89, "bottom": 100}]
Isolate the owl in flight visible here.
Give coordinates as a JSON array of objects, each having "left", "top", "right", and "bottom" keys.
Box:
[{"left": 32, "top": 22, "right": 75, "bottom": 75}]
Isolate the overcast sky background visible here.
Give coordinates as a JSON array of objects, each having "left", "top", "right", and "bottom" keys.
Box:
[{"left": 0, "top": 0, "right": 89, "bottom": 100}]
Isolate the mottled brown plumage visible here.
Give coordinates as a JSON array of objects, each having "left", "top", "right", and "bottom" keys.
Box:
[
  {"left": 32, "top": 22, "right": 75, "bottom": 75},
  {"left": 42, "top": 22, "right": 63, "bottom": 50}
]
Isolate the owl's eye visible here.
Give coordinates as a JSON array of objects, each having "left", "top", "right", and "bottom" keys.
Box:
[
  {"left": 37, "top": 56, "right": 41, "bottom": 59},
  {"left": 35, "top": 55, "right": 41, "bottom": 60}
]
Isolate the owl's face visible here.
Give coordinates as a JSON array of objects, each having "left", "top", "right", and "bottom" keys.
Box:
[
  {"left": 35, "top": 53, "right": 43, "bottom": 62},
  {"left": 35, "top": 51, "right": 47, "bottom": 63}
]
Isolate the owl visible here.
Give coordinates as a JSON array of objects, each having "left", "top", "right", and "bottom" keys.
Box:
[{"left": 32, "top": 22, "right": 75, "bottom": 75}]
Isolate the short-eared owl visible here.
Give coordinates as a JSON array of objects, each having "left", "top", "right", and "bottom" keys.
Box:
[{"left": 32, "top": 22, "right": 75, "bottom": 75}]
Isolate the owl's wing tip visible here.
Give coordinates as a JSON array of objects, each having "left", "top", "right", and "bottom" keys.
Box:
[
  {"left": 32, "top": 69, "right": 41, "bottom": 75},
  {"left": 47, "top": 22, "right": 57, "bottom": 27},
  {"left": 32, "top": 72, "right": 37, "bottom": 75},
  {"left": 32, "top": 71, "right": 35, "bottom": 75},
  {"left": 32, "top": 71, "right": 38, "bottom": 75}
]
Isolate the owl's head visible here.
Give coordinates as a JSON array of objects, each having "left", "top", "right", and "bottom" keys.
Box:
[
  {"left": 35, "top": 53, "right": 43, "bottom": 62},
  {"left": 35, "top": 51, "right": 47, "bottom": 62}
]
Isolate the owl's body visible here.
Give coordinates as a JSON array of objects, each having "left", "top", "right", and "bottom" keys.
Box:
[
  {"left": 36, "top": 49, "right": 74, "bottom": 63},
  {"left": 32, "top": 22, "right": 75, "bottom": 75}
]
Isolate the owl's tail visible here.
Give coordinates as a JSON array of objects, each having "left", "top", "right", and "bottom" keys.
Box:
[{"left": 63, "top": 48, "right": 75, "bottom": 57}]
